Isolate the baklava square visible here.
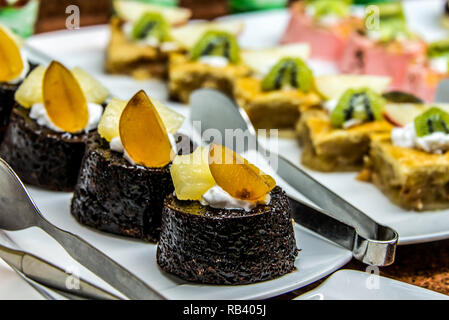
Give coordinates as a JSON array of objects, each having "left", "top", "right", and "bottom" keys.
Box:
[
  {"left": 168, "top": 52, "right": 251, "bottom": 103},
  {"left": 296, "top": 109, "right": 392, "bottom": 172},
  {"left": 363, "top": 132, "right": 449, "bottom": 211},
  {"left": 234, "top": 77, "right": 322, "bottom": 132}
]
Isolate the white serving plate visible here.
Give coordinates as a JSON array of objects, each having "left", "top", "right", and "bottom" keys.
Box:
[{"left": 296, "top": 269, "right": 449, "bottom": 300}]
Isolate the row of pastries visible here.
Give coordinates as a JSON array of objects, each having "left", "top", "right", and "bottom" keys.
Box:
[{"left": 1, "top": 0, "right": 449, "bottom": 287}]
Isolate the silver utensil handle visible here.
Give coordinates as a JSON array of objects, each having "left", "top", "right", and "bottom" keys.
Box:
[
  {"left": 275, "top": 154, "right": 398, "bottom": 266},
  {"left": 36, "top": 217, "right": 165, "bottom": 300}
]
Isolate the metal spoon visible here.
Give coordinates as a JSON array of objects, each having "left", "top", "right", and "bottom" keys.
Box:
[
  {"left": 0, "top": 158, "right": 165, "bottom": 300},
  {"left": 190, "top": 89, "right": 398, "bottom": 266}
]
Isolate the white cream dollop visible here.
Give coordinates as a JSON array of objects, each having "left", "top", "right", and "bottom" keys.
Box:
[
  {"left": 109, "top": 133, "right": 177, "bottom": 166},
  {"left": 198, "top": 56, "right": 229, "bottom": 68},
  {"left": 200, "top": 185, "right": 271, "bottom": 212},
  {"left": 6, "top": 50, "right": 30, "bottom": 84},
  {"left": 429, "top": 57, "right": 448, "bottom": 74},
  {"left": 29, "top": 102, "right": 103, "bottom": 133},
  {"left": 392, "top": 123, "right": 449, "bottom": 154}
]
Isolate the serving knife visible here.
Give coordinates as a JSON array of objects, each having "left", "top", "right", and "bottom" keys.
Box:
[{"left": 190, "top": 89, "right": 398, "bottom": 266}]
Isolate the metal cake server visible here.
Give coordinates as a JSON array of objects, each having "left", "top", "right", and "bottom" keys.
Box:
[
  {"left": 0, "top": 158, "right": 165, "bottom": 300},
  {"left": 190, "top": 89, "right": 398, "bottom": 266}
]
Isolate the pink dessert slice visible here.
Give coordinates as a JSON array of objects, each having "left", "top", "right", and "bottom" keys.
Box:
[{"left": 281, "top": 2, "right": 361, "bottom": 61}]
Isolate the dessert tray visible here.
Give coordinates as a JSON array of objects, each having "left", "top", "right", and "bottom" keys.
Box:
[{"left": 2, "top": 0, "right": 449, "bottom": 299}]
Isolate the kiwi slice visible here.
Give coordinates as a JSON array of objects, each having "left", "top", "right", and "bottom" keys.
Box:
[
  {"left": 415, "top": 107, "right": 449, "bottom": 137},
  {"left": 330, "top": 88, "right": 385, "bottom": 128},
  {"left": 131, "top": 12, "right": 171, "bottom": 42},
  {"left": 261, "top": 57, "right": 314, "bottom": 92},
  {"left": 305, "top": 0, "right": 351, "bottom": 18},
  {"left": 190, "top": 30, "right": 240, "bottom": 63},
  {"left": 428, "top": 39, "right": 449, "bottom": 58}
]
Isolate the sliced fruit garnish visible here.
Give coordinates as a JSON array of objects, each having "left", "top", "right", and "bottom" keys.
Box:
[
  {"left": 383, "top": 103, "right": 449, "bottom": 127},
  {"left": 315, "top": 75, "right": 391, "bottom": 100},
  {"left": 170, "top": 146, "right": 215, "bottom": 200},
  {"left": 15, "top": 65, "right": 45, "bottom": 108},
  {"left": 383, "top": 103, "right": 428, "bottom": 127},
  {"left": 71, "top": 67, "right": 110, "bottom": 104},
  {"left": 113, "top": 0, "right": 191, "bottom": 26},
  {"left": 415, "top": 107, "right": 449, "bottom": 137},
  {"left": 208, "top": 144, "right": 275, "bottom": 201},
  {"left": 241, "top": 43, "right": 310, "bottom": 75},
  {"left": 382, "top": 91, "right": 424, "bottom": 104},
  {"left": 0, "top": 26, "right": 24, "bottom": 82},
  {"left": 131, "top": 11, "right": 171, "bottom": 42},
  {"left": 15, "top": 66, "right": 109, "bottom": 108},
  {"left": 261, "top": 57, "right": 314, "bottom": 92},
  {"left": 98, "top": 96, "right": 184, "bottom": 142},
  {"left": 42, "top": 61, "right": 88, "bottom": 133},
  {"left": 330, "top": 88, "right": 385, "bottom": 128},
  {"left": 119, "top": 90, "right": 172, "bottom": 167},
  {"left": 190, "top": 30, "right": 240, "bottom": 63},
  {"left": 171, "top": 20, "right": 244, "bottom": 50}
]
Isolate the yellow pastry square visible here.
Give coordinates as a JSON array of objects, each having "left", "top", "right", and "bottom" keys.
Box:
[
  {"left": 168, "top": 52, "right": 251, "bottom": 103},
  {"left": 296, "top": 109, "right": 392, "bottom": 171},
  {"left": 234, "top": 77, "right": 322, "bottom": 131},
  {"left": 364, "top": 132, "right": 449, "bottom": 211}
]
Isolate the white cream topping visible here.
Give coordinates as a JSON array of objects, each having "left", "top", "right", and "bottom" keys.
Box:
[
  {"left": 323, "top": 99, "right": 338, "bottom": 112},
  {"left": 6, "top": 50, "right": 30, "bottom": 84},
  {"left": 429, "top": 57, "right": 448, "bottom": 74},
  {"left": 200, "top": 185, "right": 271, "bottom": 212},
  {"left": 109, "top": 133, "right": 177, "bottom": 166},
  {"left": 198, "top": 55, "right": 229, "bottom": 68},
  {"left": 392, "top": 123, "right": 449, "bottom": 154},
  {"left": 29, "top": 102, "right": 103, "bottom": 133}
]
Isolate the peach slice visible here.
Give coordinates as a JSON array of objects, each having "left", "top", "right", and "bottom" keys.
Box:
[
  {"left": 0, "top": 27, "right": 24, "bottom": 82},
  {"left": 208, "top": 144, "right": 275, "bottom": 201},
  {"left": 42, "top": 61, "right": 89, "bottom": 133},
  {"left": 119, "top": 90, "right": 172, "bottom": 167}
]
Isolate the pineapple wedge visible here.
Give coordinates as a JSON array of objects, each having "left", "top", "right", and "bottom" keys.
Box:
[
  {"left": 72, "top": 67, "right": 110, "bottom": 104},
  {"left": 171, "top": 20, "right": 244, "bottom": 50},
  {"left": 98, "top": 97, "right": 185, "bottom": 142},
  {"left": 170, "top": 146, "right": 215, "bottom": 201},
  {"left": 241, "top": 44, "right": 311, "bottom": 75},
  {"left": 14, "top": 65, "right": 109, "bottom": 108},
  {"left": 113, "top": 0, "right": 191, "bottom": 26},
  {"left": 14, "top": 65, "right": 45, "bottom": 108}
]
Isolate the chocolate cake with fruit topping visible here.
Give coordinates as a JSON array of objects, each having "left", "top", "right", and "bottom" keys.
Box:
[
  {"left": 157, "top": 187, "right": 297, "bottom": 284},
  {"left": 71, "top": 91, "right": 187, "bottom": 242},
  {"left": 0, "top": 25, "right": 31, "bottom": 143},
  {"left": 0, "top": 61, "right": 109, "bottom": 191},
  {"left": 71, "top": 131, "right": 173, "bottom": 241},
  {"left": 157, "top": 144, "right": 298, "bottom": 284},
  {"left": 0, "top": 83, "right": 18, "bottom": 142},
  {"left": 0, "top": 106, "right": 86, "bottom": 191}
]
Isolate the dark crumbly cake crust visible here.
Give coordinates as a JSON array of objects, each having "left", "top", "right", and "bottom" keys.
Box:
[
  {"left": 0, "top": 105, "right": 86, "bottom": 191},
  {"left": 0, "top": 83, "right": 17, "bottom": 143},
  {"left": 71, "top": 131, "right": 174, "bottom": 242},
  {"left": 157, "top": 186, "right": 298, "bottom": 285}
]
